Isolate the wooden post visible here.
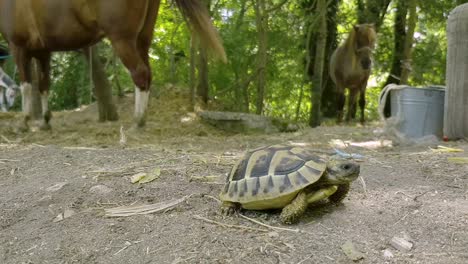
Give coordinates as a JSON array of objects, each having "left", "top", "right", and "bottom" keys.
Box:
[{"left": 445, "top": 4, "right": 468, "bottom": 139}]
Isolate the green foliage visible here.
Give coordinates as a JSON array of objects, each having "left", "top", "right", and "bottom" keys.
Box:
[{"left": 49, "top": 52, "right": 89, "bottom": 110}]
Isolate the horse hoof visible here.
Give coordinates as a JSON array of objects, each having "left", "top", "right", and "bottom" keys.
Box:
[
  {"left": 17, "top": 125, "right": 29, "bottom": 133},
  {"left": 134, "top": 117, "right": 146, "bottom": 128},
  {"left": 40, "top": 123, "right": 52, "bottom": 131}
]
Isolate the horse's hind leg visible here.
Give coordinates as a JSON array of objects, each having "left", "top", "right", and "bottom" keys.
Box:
[
  {"left": 35, "top": 53, "right": 52, "bottom": 130},
  {"left": 346, "top": 89, "right": 358, "bottom": 122},
  {"left": 109, "top": 38, "right": 151, "bottom": 127},
  {"left": 336, "top": 84, "right": 345, "bottom": 123},
  {"left": 0, "top": 87, "right": 7, "bottom": 112},
  {"left": 359, "top": 87, "right": 367, "bottom": 124},
  {"left": 11, "top": 46, "right": 33, "bottom": 130},
  {"left": 137, "top": 0, "right": 160, "bottom": 70}
]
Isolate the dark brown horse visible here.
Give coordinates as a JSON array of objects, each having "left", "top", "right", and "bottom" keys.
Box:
[
  {"left": 0, "top": 0, "right": 226, "bottom": 129},
  {"left": 330, "top": 24, "right": 376, "bottom": 123}
]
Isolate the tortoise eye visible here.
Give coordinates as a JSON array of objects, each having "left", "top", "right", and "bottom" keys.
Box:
[{"left": 342, "top": 164, "right": 352, "bottom": 170}]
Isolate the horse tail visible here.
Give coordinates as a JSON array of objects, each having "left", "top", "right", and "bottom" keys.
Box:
[{"left": 175, "top": 0, "right": 227, "bottom": 63}]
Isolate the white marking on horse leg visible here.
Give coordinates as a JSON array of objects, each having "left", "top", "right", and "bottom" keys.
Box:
[
  {"left": 41, "top": 92, "right": 49, "bottom": 115},
  {"left": 6, "top": 86, "right": 19, "bottom": 108},
  {"left": 20, "top": 82, "right": 33, "bottom": 117},
  {"left": 40, "top": 91, "right": 52, "bottom": 130},
  {"left": 134, "top": 88, "right": 149, "bottom": 127},
  {"left": 0, "top": 87, "right": 6, "bottom": 112}
]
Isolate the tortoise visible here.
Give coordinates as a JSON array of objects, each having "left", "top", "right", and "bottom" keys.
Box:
[{"left": 219, "top": 144, "right": 360, "bottom": 224}]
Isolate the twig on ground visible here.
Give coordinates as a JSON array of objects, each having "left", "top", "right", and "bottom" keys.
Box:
[
  {"left": 1, "top": 135, "right": 12, "bottom": 143},
  {"left": 63, "top": 146, "right": 99, "bottom": 150},
  {"left": 204, "top": 195, "right": 221, "bottom": 204},
  {"left": 114, "top": 241, "right": 137, "bottom": 255},
  {"left": 393, "top": 212, "right": 410, "bottom": 226},
  {"left": 238, "top": 214, "right": 303, "bottom": 233},
  {"left": 89, "top": 170, "right": 126, "bottom": 174},
  {"left": 395, "top": 190, "right": 431, "bottom": 202},
  {"left": 296, "top": 254, "right": 313, "bottom": 264},
  {"left": 190, "top": 175, "right": 220, "bottom": 183},
  {"left": 193, "top": 215, "right": 268, "bottom": 233},
  {"left": 413, "top": 190, "right": 431, "bottom": 201},
  {"left": 0, "top": 159, "right": 20, "bottom": 162},
  {"left": 395, "top": 191, "right": 413, "bottom": 199},
  {"left": 358, "top": 176, "right": 367, "bottom": 196},
  {"left": 105, "top": 195, "right": 191, "bottom": 217}
]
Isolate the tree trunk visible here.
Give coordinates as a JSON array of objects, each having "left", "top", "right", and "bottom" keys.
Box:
[
  {"left": 189, "top": 33, "right": 197, "bottom": 111},
  {"left": 234, "top": 0, "right": 249, "bottom": 112},
  {"left": 196, "top": 0, "right": 211, "bottom": 105},
  {"left": 254, "top": 0, "right": 268, "bottom": 115},
  {"left": 196, "top": 46, "right": 209, "bottom": 104},
  {"left": 384, "top": 0, "right": 408, "bottom": 87},
  {"left": 239, "top": 71, "right": 253, "bottom": 112},
  {"left": 320, "top": 0, "right": 340, "bottom": 118},
  {"left": 400, "top": 0, "right": 417, "bottom": 84},
  {"left": 357, "top": 0, "right": 392, "bottom": 30},
  {"left": 295, "top": 84, "right": 304, "bottom": 121},
  {"left": 83, "top": 45, "right": 119, "bottom": 122},
  {"left": 309, "top": 0, "right": 327, "bottom": 127}
]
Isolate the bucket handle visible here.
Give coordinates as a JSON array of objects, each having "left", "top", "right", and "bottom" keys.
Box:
[
  {"left": 378, "top": 84, "right": 409, "bottom": 141},
  {"left": 378, "top": 84, "right": 407, "bottom": 122}
]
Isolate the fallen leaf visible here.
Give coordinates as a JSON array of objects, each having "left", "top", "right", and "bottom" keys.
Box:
[
  {"left": 53, "top": 214, "right": 64, "bottom": 223},
  {"left": 430, "top": 146, "right": 464, "bottom": 153},
  {"left": 130, "top": 168, "right": 161, "bottom": 184},
  {"left": 130, "top": 172, "right": 147, "bottom": 184},
  {"left": 447, "top": 157, "right": 468, "bottom": 164},
  {"left": 63, "top": 209, "right": 76, "bottom": 219}
]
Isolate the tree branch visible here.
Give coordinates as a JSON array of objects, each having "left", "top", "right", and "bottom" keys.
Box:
[{"left": 265, "top": 0, "right": 288, "bottom": 14}]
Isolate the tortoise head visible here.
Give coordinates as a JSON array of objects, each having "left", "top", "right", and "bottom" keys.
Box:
[{"left": 321, "top": 159, "right": 360, "bottom": 184}]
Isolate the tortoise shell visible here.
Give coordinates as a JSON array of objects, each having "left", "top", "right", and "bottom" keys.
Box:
[{"left": 219, "top": 144, "right": 329, "bottom": 210}]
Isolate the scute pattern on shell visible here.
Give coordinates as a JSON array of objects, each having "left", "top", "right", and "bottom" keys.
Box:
[{"left": 220, "top": 144, "right": 327, "bottom": 204}]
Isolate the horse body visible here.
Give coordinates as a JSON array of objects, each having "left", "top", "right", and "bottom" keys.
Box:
[
  {"left": 330, "top": 24, "right": 376, "bottom": 123},
  {"left": 0, "top": 0, "right": 226, "bottom": 129}
]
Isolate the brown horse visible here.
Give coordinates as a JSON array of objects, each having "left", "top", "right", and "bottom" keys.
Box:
[
  {"left": 330, "top": 24, "right": 376, "bottom": 123},
  {"left": 0, "top": 0, "right": 226, "bottom": 129}
]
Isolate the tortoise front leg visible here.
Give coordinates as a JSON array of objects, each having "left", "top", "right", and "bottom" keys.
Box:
[
  {"left": 328, "top": 183, "right": 350, "bottom": 204},
  {"left": 280, "top": 191, "right": 308, "bottom": 224},
  {"left": 280, "top": 186, "right": 339, "bottom": 225},
  {"left": 306, "top": 185, "right": 338, "bottom": 204}
]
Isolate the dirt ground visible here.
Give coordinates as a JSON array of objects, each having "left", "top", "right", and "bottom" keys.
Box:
[{"left": 0, "top": 89, "right": 467, "bottom": 264}]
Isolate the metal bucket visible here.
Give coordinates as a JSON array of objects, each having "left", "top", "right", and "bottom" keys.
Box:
[{"left": 380, "top": 85, "right": 445, "bottom": 139}]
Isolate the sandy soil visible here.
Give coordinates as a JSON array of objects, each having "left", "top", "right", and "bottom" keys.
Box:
[{"left": 0, "top": 90, "right": 467, "bottom": 264}]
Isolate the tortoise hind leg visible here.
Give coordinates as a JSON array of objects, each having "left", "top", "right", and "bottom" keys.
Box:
[
  {"left": 328, "top": 184, "right": 350, "bottom": 204},
  {"left": 221, "top": 201, "right": 241, "bottom": 216}
]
